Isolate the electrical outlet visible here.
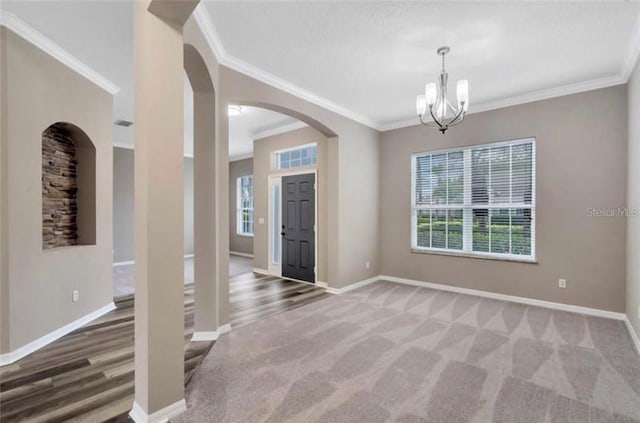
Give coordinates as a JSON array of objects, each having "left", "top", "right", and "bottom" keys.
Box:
[
  {"left": 72, "top": 290, "right": 79, "bottom": 302},
  {"left": 637, "top": 305, "right": 640, "bottom": 319},
  {"left": 558, "top": 279, "right": 566, "bottom": 289},
  {"left": 365, "top": 261, "right": 370, "bottom": 269}
]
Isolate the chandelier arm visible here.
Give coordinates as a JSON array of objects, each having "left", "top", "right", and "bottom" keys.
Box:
[
  {"left": 419, "top": 114, "right": 441, "bottom": 129},
  {"left": 427, "top": 105, "right": 444, "bottom": 129},
  {"left": 445, "top": 106, "right": 466, "bottom": 127}
]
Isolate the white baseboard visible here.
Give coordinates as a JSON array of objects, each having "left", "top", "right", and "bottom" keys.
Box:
[
  {"left": 252, "top": 267, "right": 270, "bottom": 275},
  {"left": 129, "top": 399, "right": 187, "bottom": 423},
  {"left": 624, "top": 316, "right": 640, "bottom": 355},
  {"left": 190, "top": 323, "right": 231, "bottom": 342},
  {"left": 380, "top": 275, "right": 626, "bottom": 321},
  {"left": 113, "top": 254, "right": 193, "bottom": 267},
  {"left": 316, "top": 281, "right": 328, "bottom": 289},
  {"left": 0, "top": 301, "right": 116, "bottom": 366},
  {"left": 326, "top": 275, "right": 380, "bottom": 295},
  {"left": 230, "top": 251, "right": 254, "bottom": 258}
]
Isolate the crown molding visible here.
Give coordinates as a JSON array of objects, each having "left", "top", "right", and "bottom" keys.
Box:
[
  {"left": 0, "top": 10, "right": 120, "bottom": 95},
  {"left": 378, "top": 73, "right": 626, "bottom": 132},
  {"left": 251, "top": 120, "right": 308, "bottom": 141},
  {"left": 229, "top": 152, "right": 254, "bottom": 162},
  {"left": 192, "top": 4, "right": 380, "bottom": 131},
  {"left": 193, "top": 5, "right": 640, "bottom": 134}
]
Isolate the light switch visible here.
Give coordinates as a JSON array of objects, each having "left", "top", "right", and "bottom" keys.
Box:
[{"left": 258, "top": 218, "right": 265, "bottom": 224}]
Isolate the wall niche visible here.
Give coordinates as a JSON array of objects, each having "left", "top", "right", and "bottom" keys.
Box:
[{"left": 42, "top": 122, "right": 96, "bottom": 249}]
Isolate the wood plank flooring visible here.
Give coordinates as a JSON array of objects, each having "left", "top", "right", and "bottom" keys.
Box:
[{"left": 0, "top": 271, "right": 330, "bottom": 422}]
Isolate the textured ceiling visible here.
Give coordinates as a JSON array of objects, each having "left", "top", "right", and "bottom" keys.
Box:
[{"left": 205, "top": 1, "right": 640, "bottom": 128}]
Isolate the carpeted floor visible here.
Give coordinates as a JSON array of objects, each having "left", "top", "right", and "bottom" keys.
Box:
[{"left": 175, "top": 280, "right": 640, "bottom": 423}]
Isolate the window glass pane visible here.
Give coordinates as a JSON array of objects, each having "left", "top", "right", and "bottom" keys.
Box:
[
  {"left": 431, "top": 209, "right": 447, "bottom": 249},
  {"left": 448, "top": 151, "right": 464, "bottom": 204},
  {"left": 512, "top": 143, "right": 533, "bottom": 204},
  {"left": 490, "top": 209, "right": 510, "bottom": 254},
  {"left": 301, "top": 157, "right": 312, "bottom": 166},
  {"left": 472, "top": 208, "right": 490, "bottom": 252},
  {"left": 447, "top": 210, "right": 463, "bottom": 250},
  {"left": 415, "top": 156, "right": 431, "bottom": 205},
  {"left": 280, "top": 159, "right": 290, "bottom": 169},
  {"left": 431, "top": 153, "right": 447, "bottom": 205},
  {"left": 511, "top": 208, "right": 532, "bottom": 255},
  {"left": 472, "top": 148, "right": 489, "bottom": 205},
  {"left": 290, "top": 159, "right": 301, "bottom": 168},
  {"left": 272, "top": 185, "right": 280, "bottom": 263},
  {"left": 490, "top": 146, "right": 510, "bottom": 203},
  {"left": 416, "top": 210, "right": 431, "bottom": 248},
  {"left": 290, "top": 149, "right": 300, "bottom": 160}
]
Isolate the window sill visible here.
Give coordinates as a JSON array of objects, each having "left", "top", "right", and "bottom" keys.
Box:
[
  {"left": 411, "top": 248, "right": 538, "bottom": 264},
  {"left": 236, "top": 233, "right": 254, "bottom": 238}
]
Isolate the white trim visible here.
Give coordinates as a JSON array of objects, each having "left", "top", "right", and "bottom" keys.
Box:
[
  {"left": 218, "top": 323, "right": 232, "bottom": 335},
  {"left": 113, "top": 142, "right": 135, "bottom": 150},
  {"left": 112, "top": 254, "right": 193, "bottom": 267},
  {"left": 230, "top": 251, "right": 254, "bottom": 258},
  {"left": 624, "top": 316, "right": 640, "bottom": 355},
  {"left": 623, "top": 12, "right": 640, "bottom": 81},
  {"left": 252, "top": 267, "right": 270, "bottom": 275},
  {"left": 380, "top": 74, "right": 625, "bottom": 132},
  {"left": 191, "top": 331, "right": 219, "bottom": 341},
  {"left": 325, "top": 276, "right": 380, "bottom": 295},
  {"left": 0, "top": 302, "right": 116, "bottom": 366},
  {"left": 316, "top": 281, "right": 328, "bottom": 289},
  {"left": 0, "top": 11, "right": 119, "bottom": 95},
  {"left": 229, "top": 153, "right": 254, "bottom": 162},
  {"left": 129, "top": 399, "right": 187, "bottom": 423},
  {"left": 252, "top": 121, "right": 308, "bottom": 141},
  {"left": 380, "top": 275, "right": 626, "bottom": 321}
]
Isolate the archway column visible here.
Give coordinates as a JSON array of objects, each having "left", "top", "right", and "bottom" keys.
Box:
[{"left": 131, "top": 1, "right": 198, "bottom": 421}]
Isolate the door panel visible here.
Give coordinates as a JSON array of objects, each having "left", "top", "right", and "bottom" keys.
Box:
[{"left": 281, "top": 173, "right": 315, "bottom": 283}]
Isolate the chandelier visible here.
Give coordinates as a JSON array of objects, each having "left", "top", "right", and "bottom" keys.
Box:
[{"left": 416, "top": 46, "right": 469, "bottom": 134}]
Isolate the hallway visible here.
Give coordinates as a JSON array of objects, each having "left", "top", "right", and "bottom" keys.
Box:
[{"left": 0, "top": 262, "right": 329, "bottom": 422}]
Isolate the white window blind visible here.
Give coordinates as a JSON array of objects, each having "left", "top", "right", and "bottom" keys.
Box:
[
  {"left": 237, "top": 175, "right": 254, "bottom": 236},
  {"left": 411, "top": 138, "right": 535, "bottom": 261}
]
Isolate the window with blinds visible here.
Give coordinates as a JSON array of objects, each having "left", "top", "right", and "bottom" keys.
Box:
[
  {"left": 411, "top": 138, "right": 535, "bottom": 261},
  {"left": 237, "top": 175, "right": 254, "bottom": 236}
]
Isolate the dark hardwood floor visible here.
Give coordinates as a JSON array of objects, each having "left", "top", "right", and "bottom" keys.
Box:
[{"left": 0, "top": 271, "right": 329, "bottom": 422}]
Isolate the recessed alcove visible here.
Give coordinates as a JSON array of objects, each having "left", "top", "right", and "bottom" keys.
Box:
[{"left": 42, "top": 122, "right": 96, "bottom": 249}]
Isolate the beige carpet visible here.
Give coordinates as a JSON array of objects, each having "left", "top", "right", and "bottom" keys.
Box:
[{"left": 175, "top": 281, "right": 640, "bottom": 423}]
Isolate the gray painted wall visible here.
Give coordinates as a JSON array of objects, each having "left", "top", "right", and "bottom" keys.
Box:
[
  {"left": 628, "top": 61, "right": 640, "bottom": 340},
  {"left": 380, "top": 86, "right": 628, "bottom": 312},
  {"left": 229, "top": 158, "right": 254, "bottom": 256},
  {"left": 1, "top": 28, "right": 113, "bottom": 353},
  {"left": 113, "top": 147, "right": 194, "bottom": 263}
]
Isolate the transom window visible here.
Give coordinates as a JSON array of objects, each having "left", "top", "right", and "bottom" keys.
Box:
[
  {"left": 237, "top": 175, "right": 254, "bottom": 236},
  {"left": 275, "top": 144, "right": 317, "bottom": 170},
  {"left": 411, "top": 138, "right": 535, "bottom": 261}
]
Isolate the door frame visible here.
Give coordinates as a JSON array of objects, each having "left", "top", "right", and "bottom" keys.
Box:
[{"left": 268, "top": 169, "right": 318, "bottom": 283}]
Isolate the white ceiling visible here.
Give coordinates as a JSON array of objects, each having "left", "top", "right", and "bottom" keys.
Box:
[
  {"left": 0, "top": 0, "right": 302, "bottom": 159},
  {"left": 2, "top": 1, "right": 640, "bottom": 142},
  {"left": 205, "top": 1, "right": 640, "bottom": 129}
]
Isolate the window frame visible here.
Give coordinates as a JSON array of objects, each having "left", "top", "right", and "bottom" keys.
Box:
[
  {"left": 272, "top": 143, "right": 318, "bottom": 170},
  {"left": 411, "top": 138, "right": 536, "bottom": 263},
  {"left": 236, "top": 175, "right": 254, "bottom": 237}
]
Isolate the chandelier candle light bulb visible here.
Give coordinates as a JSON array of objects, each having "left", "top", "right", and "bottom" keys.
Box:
[{"left": 416, "top": 46, "right": 469, "bottom": 134}]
